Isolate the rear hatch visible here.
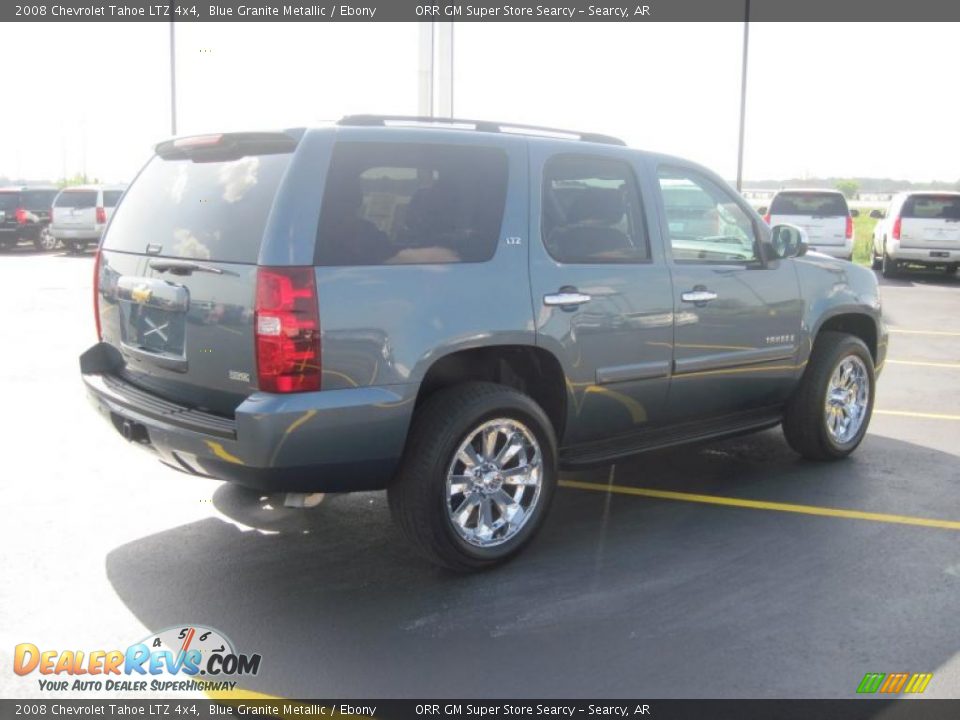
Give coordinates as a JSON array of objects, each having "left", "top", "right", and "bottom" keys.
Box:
[
  {"left": 53, "top": 189, "right": 98, "bottom": 232},
  {"left": 898, "top": 194, "right": 960, "bottom": 249},
  {"left": 768, "top": 191, "right": 850, "bottom": 248},
  {"left": 96, "top": 132, "right": 297, "bottom": 416}
]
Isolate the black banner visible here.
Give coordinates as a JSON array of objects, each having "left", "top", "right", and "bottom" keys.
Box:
[
  {"left": 5, "top": 0, "right": 960, "bottom": 22},
  {"left": 4, "top": 700, "right": 960, "bottom": 720}
]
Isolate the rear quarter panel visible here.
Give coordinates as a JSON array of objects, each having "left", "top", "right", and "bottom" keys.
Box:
[{"left": 280, "top": 128, "right": 537, "bottom": 392}]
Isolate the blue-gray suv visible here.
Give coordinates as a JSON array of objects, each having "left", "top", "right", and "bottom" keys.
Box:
[{"left": 81, "top": 115, "right": 887, "bottom": 569}]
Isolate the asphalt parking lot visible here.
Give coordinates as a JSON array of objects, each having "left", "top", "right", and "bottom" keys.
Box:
[{"left": 1, "top": 248, "right": 958, "bottom": 700}]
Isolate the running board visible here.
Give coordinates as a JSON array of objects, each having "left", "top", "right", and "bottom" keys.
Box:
[{"left": 559, "top": 407, "right": 783, "bottom": 468}]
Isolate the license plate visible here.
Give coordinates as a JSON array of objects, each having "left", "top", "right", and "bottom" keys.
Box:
[
  {"left": 930, "top": 251, "right": 949, "bottom": 258},
  {"left": 130, "top": 306, "right": 185, "bottom": 355}
]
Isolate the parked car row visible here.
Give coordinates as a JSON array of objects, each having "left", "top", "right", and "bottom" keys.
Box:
[{"left": 0, "top": 184, "right": 125, "bottom": 253}]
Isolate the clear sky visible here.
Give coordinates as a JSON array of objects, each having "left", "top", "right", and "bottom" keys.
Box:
[{"left": 1, "top": 22, "right": 957, "bottom": 184}]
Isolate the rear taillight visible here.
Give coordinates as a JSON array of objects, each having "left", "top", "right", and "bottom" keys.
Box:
[
  {"left": 845, "top": 215, "right": 853, "bottom": 240},
  {"left": 14, "top": 207, "right": 27, "bottom": 224},
  {"left": 762, "top": 213, "right": 771, "bottom": 225},
  {"left": 96, "top": 206, "right": 106, "bottom": 224},
  {"left": 93, "top": 249, "right": 103, "bottom": 340},
  {"left": 892, "top": 216, "right": 902, "bottom": 240},
  {"left": 255, "top": 267, "right": 321, "bottom": 393}
]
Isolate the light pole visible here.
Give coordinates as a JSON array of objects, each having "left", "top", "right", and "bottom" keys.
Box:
[
  {"left": 735, "top": 1, "right": 750, "bottom": 192},
  {"left": 169, "top": 21, "right": 177, "bottom": 135}
]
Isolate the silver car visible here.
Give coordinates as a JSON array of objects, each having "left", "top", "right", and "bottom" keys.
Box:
[{"left": 50, "top": 185, "right": 125, "bottom": 253}]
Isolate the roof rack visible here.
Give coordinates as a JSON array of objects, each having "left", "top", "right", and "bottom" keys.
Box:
[{"left": 337, "top": 114, "right": 626, "bottom": 146}]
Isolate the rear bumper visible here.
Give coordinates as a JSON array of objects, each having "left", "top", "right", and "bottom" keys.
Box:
[
  {"left": 807, "top": 240, "right": 853, "bottom": 259},
  {"left": 51, "top": 224, "right": 102, "bottom": 240},
  {"left": 888, "top": 245, "right": 959, "bottom": 264},
  {"left": 80, "top": 344, "right": 416, "bottom": 493}
]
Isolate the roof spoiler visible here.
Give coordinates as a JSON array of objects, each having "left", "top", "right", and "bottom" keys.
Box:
[{"left": 155, "top": 130, "right": 303, "bottom": 161}]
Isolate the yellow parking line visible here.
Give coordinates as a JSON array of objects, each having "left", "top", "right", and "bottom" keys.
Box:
[
  {"left": 558, "top": 479, "right": 960, "bottom": 531},
  {"left": 887, "top": 359, "right": 960, "bottom": 369},
  {"left": 887, "top": 328, "right": 960, "bottom": 337},
  {"left": 875, "top": 409, "right": 960, "bottom": 421}
]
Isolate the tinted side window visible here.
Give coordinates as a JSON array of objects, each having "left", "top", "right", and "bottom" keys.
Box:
[
  {"left": 103, "top": 190, "right": 123, "bottom": 207},
  {"left": 541, "top": 155, "right": 648, "bottom": 264},
  {"left": 315, "top": 142, "right": 508, "bottom": 266},
  {"left": 658, "top": 168, "right": 758, "bottom": 263},
  {"left": 103, "top": 153, "right": 291, "bottom": 263}
]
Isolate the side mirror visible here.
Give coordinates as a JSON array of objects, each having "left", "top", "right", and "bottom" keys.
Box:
[
  {"left": 756, "top": 206, "right": 768, "bottom": 216},
  {"left": 869, "top": 209, "right": 885, "bottom": 219},
  {"left": 850, "top": 208, "right": 860, "bottom": 218},
  {"left": 769, "top": 223, "right": 808, "bottom": 259}
]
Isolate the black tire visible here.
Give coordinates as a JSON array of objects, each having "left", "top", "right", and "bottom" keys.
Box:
[
  {"left": 388, "top": 381, "right": 558, "bottom": 571},
  {"left": 871, "top": 243, "right": 881, "bottom": 270},
  {"left": 881, "top": 250, "right": 897, "bottom": 278},
  {"left": 782, "top": 331, "right": 875, "bottom": 461}
]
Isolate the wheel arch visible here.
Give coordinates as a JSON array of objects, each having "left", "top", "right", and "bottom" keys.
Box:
[
  {"left": 413, "top": 345, "right": 568, "bottom": 442},
  {"left": 813, "top": 312, "right": 879, "bottom": 363}
]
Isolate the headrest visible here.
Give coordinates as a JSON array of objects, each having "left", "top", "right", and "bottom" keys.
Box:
[{"left": 568, "top": 188, "right": 625, "bottom": 225}]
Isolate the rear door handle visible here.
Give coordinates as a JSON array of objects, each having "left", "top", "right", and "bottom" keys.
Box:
[
  {"left": 544, "top": 291, "right": 591, "bottom": 308},
  {"left": 681, "top": 289, "right": 718, "bottom": 304}
]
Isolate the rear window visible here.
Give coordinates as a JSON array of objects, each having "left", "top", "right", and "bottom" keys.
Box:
[
  {"left": 55, "top": 190, "right": 98, "bottom": 209},
  {"left": 103, "top": 190, "right": 123, "bottom": 207},
  {"left": 22, "top": 190, "right": 58, "bottom": 210},
  {"left": 770, "top": 192, "right": 849, "bottom": 217},
  {"left": 901, "top": 195, "right": 960, "bottom": 220},
  {"left": 0, "top": 193, "right": 17, "bottom": 212},
  {"left": 315, "top": 142, "right": 508, "bottom": 265},
  {"left": 103, "top": 153, "right": 291, "bottom": 263}
]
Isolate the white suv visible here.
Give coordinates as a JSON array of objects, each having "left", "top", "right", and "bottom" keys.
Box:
[
  {"left": 761, "top": 189, "right": 855, "bottom": 260},
  {"left": 872, "top": 192, "right": 960, "bottom": 277},
  {"left": 50, "top": 185, "right": 125, "bottom": 253}
]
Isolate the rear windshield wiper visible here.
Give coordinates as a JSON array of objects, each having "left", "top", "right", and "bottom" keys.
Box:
[{"left": 149, "top": 259, "right": 224, "bottom": 276}]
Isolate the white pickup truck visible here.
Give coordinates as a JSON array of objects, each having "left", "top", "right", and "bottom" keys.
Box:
[{"left": 872, "top": 192, "right": 960, "bottom": 277}]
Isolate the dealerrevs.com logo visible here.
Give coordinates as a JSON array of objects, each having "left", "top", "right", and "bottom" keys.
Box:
[{"left": 14, "top": 625, "right": 262, "bottom": 693}]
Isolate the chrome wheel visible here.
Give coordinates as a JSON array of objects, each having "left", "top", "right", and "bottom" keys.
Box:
[
  {"left": 38, "top": 227, "right": 57, "bottom": 251},
  {"left": 823, "top": 355, "right": 870, "bottom": 445},
  {"left": 445, "top": 418, "right": 543, "bottom": 548}
]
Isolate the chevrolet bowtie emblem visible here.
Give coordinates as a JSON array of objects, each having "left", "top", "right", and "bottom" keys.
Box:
[{"left": 131, "top": 285, "right": 152, "bottom": 304}]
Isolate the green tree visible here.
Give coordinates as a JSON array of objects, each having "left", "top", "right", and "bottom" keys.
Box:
[
  {"left": 835, "top": 179, "right": 859, "bottom": 200},
  {"left": 57, "top": 173, "right": 99, "bottom": 188}
]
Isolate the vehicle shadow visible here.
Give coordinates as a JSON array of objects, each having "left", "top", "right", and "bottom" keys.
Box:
[
  {"left": 105, "top": 430, "right": 960, "bottom": 698},
  {"left": 873, "top": 267, "right": 960, "bottom": 288}
]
